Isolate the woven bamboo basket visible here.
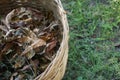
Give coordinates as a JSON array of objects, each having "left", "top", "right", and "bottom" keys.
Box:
[{"left": 0, "top": 0, "right": 69, "bottom": 80}]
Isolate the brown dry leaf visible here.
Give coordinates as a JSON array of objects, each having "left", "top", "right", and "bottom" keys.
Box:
[
  {"left": 10, "top": 72, "right": 18, "bottom": 80},
  {"left": 3, "top": 35, "right": 19, "bottom": 43},
  {"left": 14, "top": 62, "right": 22, "bottom": 69},
  {"left": 20, "top": 64, "right": 32, "bottom": 71},
  {"left": 1, "top": 42, "right": 13, "bottom": 54},
  {"left": 13, "top": 56, "right": 26, "bottom": 69},
  {"left": 44, "top": 52, "right": 56, "bottom": 61},
  {"left": 46, "top": 39, "right": 57, "bottom": 53},
  {"left": 26, "top": 50, "right": 36, "bottom": 59},
  {"left": 28, "top": 7, "right": 44, "bottom": 21},
  {"left": 21, "top": 28, "right": 37, "bottom": 41},
  {"left": 39, "top": 32, "right": 55, "bottom": 42},
  {"left": 43, "top": 21, "right": 58, "bottom": 31},
  {"left": 5, "top": 9, "right": 15, "bottom": 29},
  {"left": 0, "top": 25, "right": 8, "bottom": 32},
  {"left": 30, "top": 59, "right": 39, "bottom": 75},
  {"left": 40, "top": 63, "right": 49, "bottom": 72},
  {"left": 33, "top": 28, "right": 40, "bottom": 34},
  {"left": 17, "top": 36, "right": 31, "bottom": 43},
  {"left": 10, "top": 72, "right": 25, "bottom": 80},
  {"left": 16, "top": 46, "right": 22, "bottom": 55},
  {"left": 34, "top": 45, "right": 46, "bottom": 54},
  {"left": 21, "top": 39, "right": 46, "bottom": 57},
  {"left": 44, "top": 39, "right": 57, "bottom": 61}
]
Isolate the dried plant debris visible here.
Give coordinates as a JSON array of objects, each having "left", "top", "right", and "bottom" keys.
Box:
[{"left": 0, "top": 7, "right": 62, "bottom": 80}]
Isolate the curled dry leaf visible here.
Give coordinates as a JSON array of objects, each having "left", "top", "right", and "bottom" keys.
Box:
[
  {"left": 10, "top": 72, "right": 25, "bottom": 80},
  {"left": 6, "top": 9, "right": 15, "bottom": 27},
  {"left": 13, "top": 56, "right": 26, "bottom": 69},
  {"left": 21, "top": 39, "right": 46, "bottom": 57},
  {"left": 43, "top": 39, "right": 57, "bottom": 61},
  {"left": 17, "top": 36, "right": 30, "bottom": 43},
  {"left": 39, "top": 63, "right": 50, "bottom": 72},
  {"left": 1, "top": 43, "right": 13, "bottom": 54},
  {"left": 10, "top": 72, "right": 18, "bottom": 80},
  {"left": 43, "top": 21, "right": 59, "bottom": 32},
  {"left": 30, "top": 59, "right": 39, "bottom": 76},
  {"left": 0, "top": 25, "right": 8, "bottom": 32},
  {"left": 46, "top": 39, "right": 57, "bottom": 53},
  {"left": 20, "top": 64, "right": 32, "bottom": 71},
  {"left": 0, "top": 43, "right": 13, "bottom": 60},
  {"left": 21, "top": 28, "right": 38, "bottom": 41}
]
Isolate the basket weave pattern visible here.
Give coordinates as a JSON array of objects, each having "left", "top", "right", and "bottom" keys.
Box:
[{"left": 35, "top": 0, "right": 69, "bottom": 80}]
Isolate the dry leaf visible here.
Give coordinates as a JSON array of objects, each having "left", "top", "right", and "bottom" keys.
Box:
[
  {"left": 39, "top": 63, "right": 49, "bottom": 72},
  {"left": 46, "top": 39, "right": 57, "bottom": 53},
  {"left": 10, "top": 72, "right": 18, "bottom": 80},
  {"left": 0, "top": 25, "right": 9, "bottom": 32},
  {"left": 43, "top": 21, "right": 59, "bottom": 31},
  {"left": 44, "top": 51, "right": 56, "bottom": 61},
  {"left": 39, "top": 32, "right": 54, "bottom": 41},
  {"left": 30, "top": 59, "right": 39, "bottom": 75},
  {"left": 5, "top": 9, "right": 15, "bottom": 29},
  {"left": 21, "top": 39, "right": 46, "bottom": 56},
  {"left": 20, "top": 64, "right": 32, "bottom": 71},
  {"left": 17, "top": 36, "right": 31, "bottom": 43},
  {"left": 26, "top": 50, "right": 36, "bottom": 59},
  {"left": 21, "top": 28, "right": 37, "bottom": 40},
  {"left": 1, "top": 43, "right": 12, "bottom": 52},
  {"left": 13, "top": 56, "right": 26, "bottom": 69}
]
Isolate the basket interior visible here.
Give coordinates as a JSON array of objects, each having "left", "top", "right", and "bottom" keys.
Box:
[{"left": 0, "top": 0, "right": 66, "bottom": 79}]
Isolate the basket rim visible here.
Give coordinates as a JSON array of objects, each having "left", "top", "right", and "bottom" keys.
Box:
[{"left": 34, "top": 0, "right": 69, "bottom": 80}]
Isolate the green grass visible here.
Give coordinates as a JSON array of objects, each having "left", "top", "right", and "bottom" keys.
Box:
[{"left": 61, "top": 0, "right": 120, "bottom": 80}]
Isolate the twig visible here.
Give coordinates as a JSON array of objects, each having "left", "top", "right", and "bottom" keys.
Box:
[{"left": 25, "top": 57, "right": 35, "bottom": 76}]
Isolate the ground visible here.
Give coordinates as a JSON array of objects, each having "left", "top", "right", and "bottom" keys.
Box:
[{"left": 61, "top": 0, "right": 120, "bottom": 80}]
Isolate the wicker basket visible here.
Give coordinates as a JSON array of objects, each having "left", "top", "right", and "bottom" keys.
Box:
[{"left": 0, "top": 0, "right": 69, "bottom": 80}]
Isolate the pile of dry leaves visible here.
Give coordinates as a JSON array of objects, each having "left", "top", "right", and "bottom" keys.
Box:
[{"left": 0, "top": 7, "right": 62, "bottom": 80}]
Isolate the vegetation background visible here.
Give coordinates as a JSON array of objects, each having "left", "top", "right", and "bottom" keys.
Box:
[{"left": 61, "top": 0, "right": 120, "bottom": 80}]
